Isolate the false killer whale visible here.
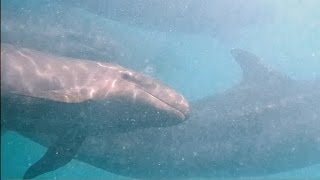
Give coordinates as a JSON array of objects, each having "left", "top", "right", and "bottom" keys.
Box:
[
  {"left": 1, "top": 43, "right": 190, "bottom": 179},
  {"left": 16, "top": 48, "right": 320, "bottom": 179}
]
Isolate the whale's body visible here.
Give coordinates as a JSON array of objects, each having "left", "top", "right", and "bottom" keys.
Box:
[
  {"left": 3, "top": 48, "right": 320, "bottom": 178},
  {"left": 69, "top": 50, "right": 320, "bottom": 178},
  {"left": 1, "top": 44, "right": 189, "bottom": 179}
]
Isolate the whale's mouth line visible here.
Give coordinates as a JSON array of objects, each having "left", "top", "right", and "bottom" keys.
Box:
[{"left": 136, "top": 86, "right": 186, "bottom": 120}]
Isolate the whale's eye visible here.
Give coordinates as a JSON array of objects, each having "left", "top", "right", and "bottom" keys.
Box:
[
  {"left": 122, "top": 72, "right": 154, "bottom": 88},
  {"left": 121, "top": 72, "right": 132, "bottom": 80}
]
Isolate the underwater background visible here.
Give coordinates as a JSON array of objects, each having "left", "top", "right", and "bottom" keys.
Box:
[{"left": 1, "top": 0, "right": 320, "bottom": 179}]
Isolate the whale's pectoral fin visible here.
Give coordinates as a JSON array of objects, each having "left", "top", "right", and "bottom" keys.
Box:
[{"left": 23, "top": 128, "right": 87, "bottom": 179}]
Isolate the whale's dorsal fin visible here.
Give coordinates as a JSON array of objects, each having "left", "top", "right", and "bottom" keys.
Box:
[{"left": 230, "top": 49, "right": 293, "bottom": 86}]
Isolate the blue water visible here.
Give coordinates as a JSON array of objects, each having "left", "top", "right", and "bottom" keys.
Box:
[{"left": 1, "top": 0, "right": 320, "bottom": 179}]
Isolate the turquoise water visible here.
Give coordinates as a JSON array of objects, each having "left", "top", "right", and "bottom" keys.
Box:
[
  {"left": 2, "top": 0, "right": 320, "bottom": 179},
  {"left": 2, "top": 132, "right": 320, "bottom": 179}
]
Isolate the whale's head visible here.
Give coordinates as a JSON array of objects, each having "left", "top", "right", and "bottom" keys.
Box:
[
  {"left": 93, "top": 63, "right": 190, "bottom": 129},
  {"left": 1, "top": 43, "right": 190, "bottom": 131}
]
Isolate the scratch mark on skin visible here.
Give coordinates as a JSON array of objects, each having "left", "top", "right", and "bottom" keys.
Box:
[{"left": 111, "top": 80, "right": 117, "bottom": 88}]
